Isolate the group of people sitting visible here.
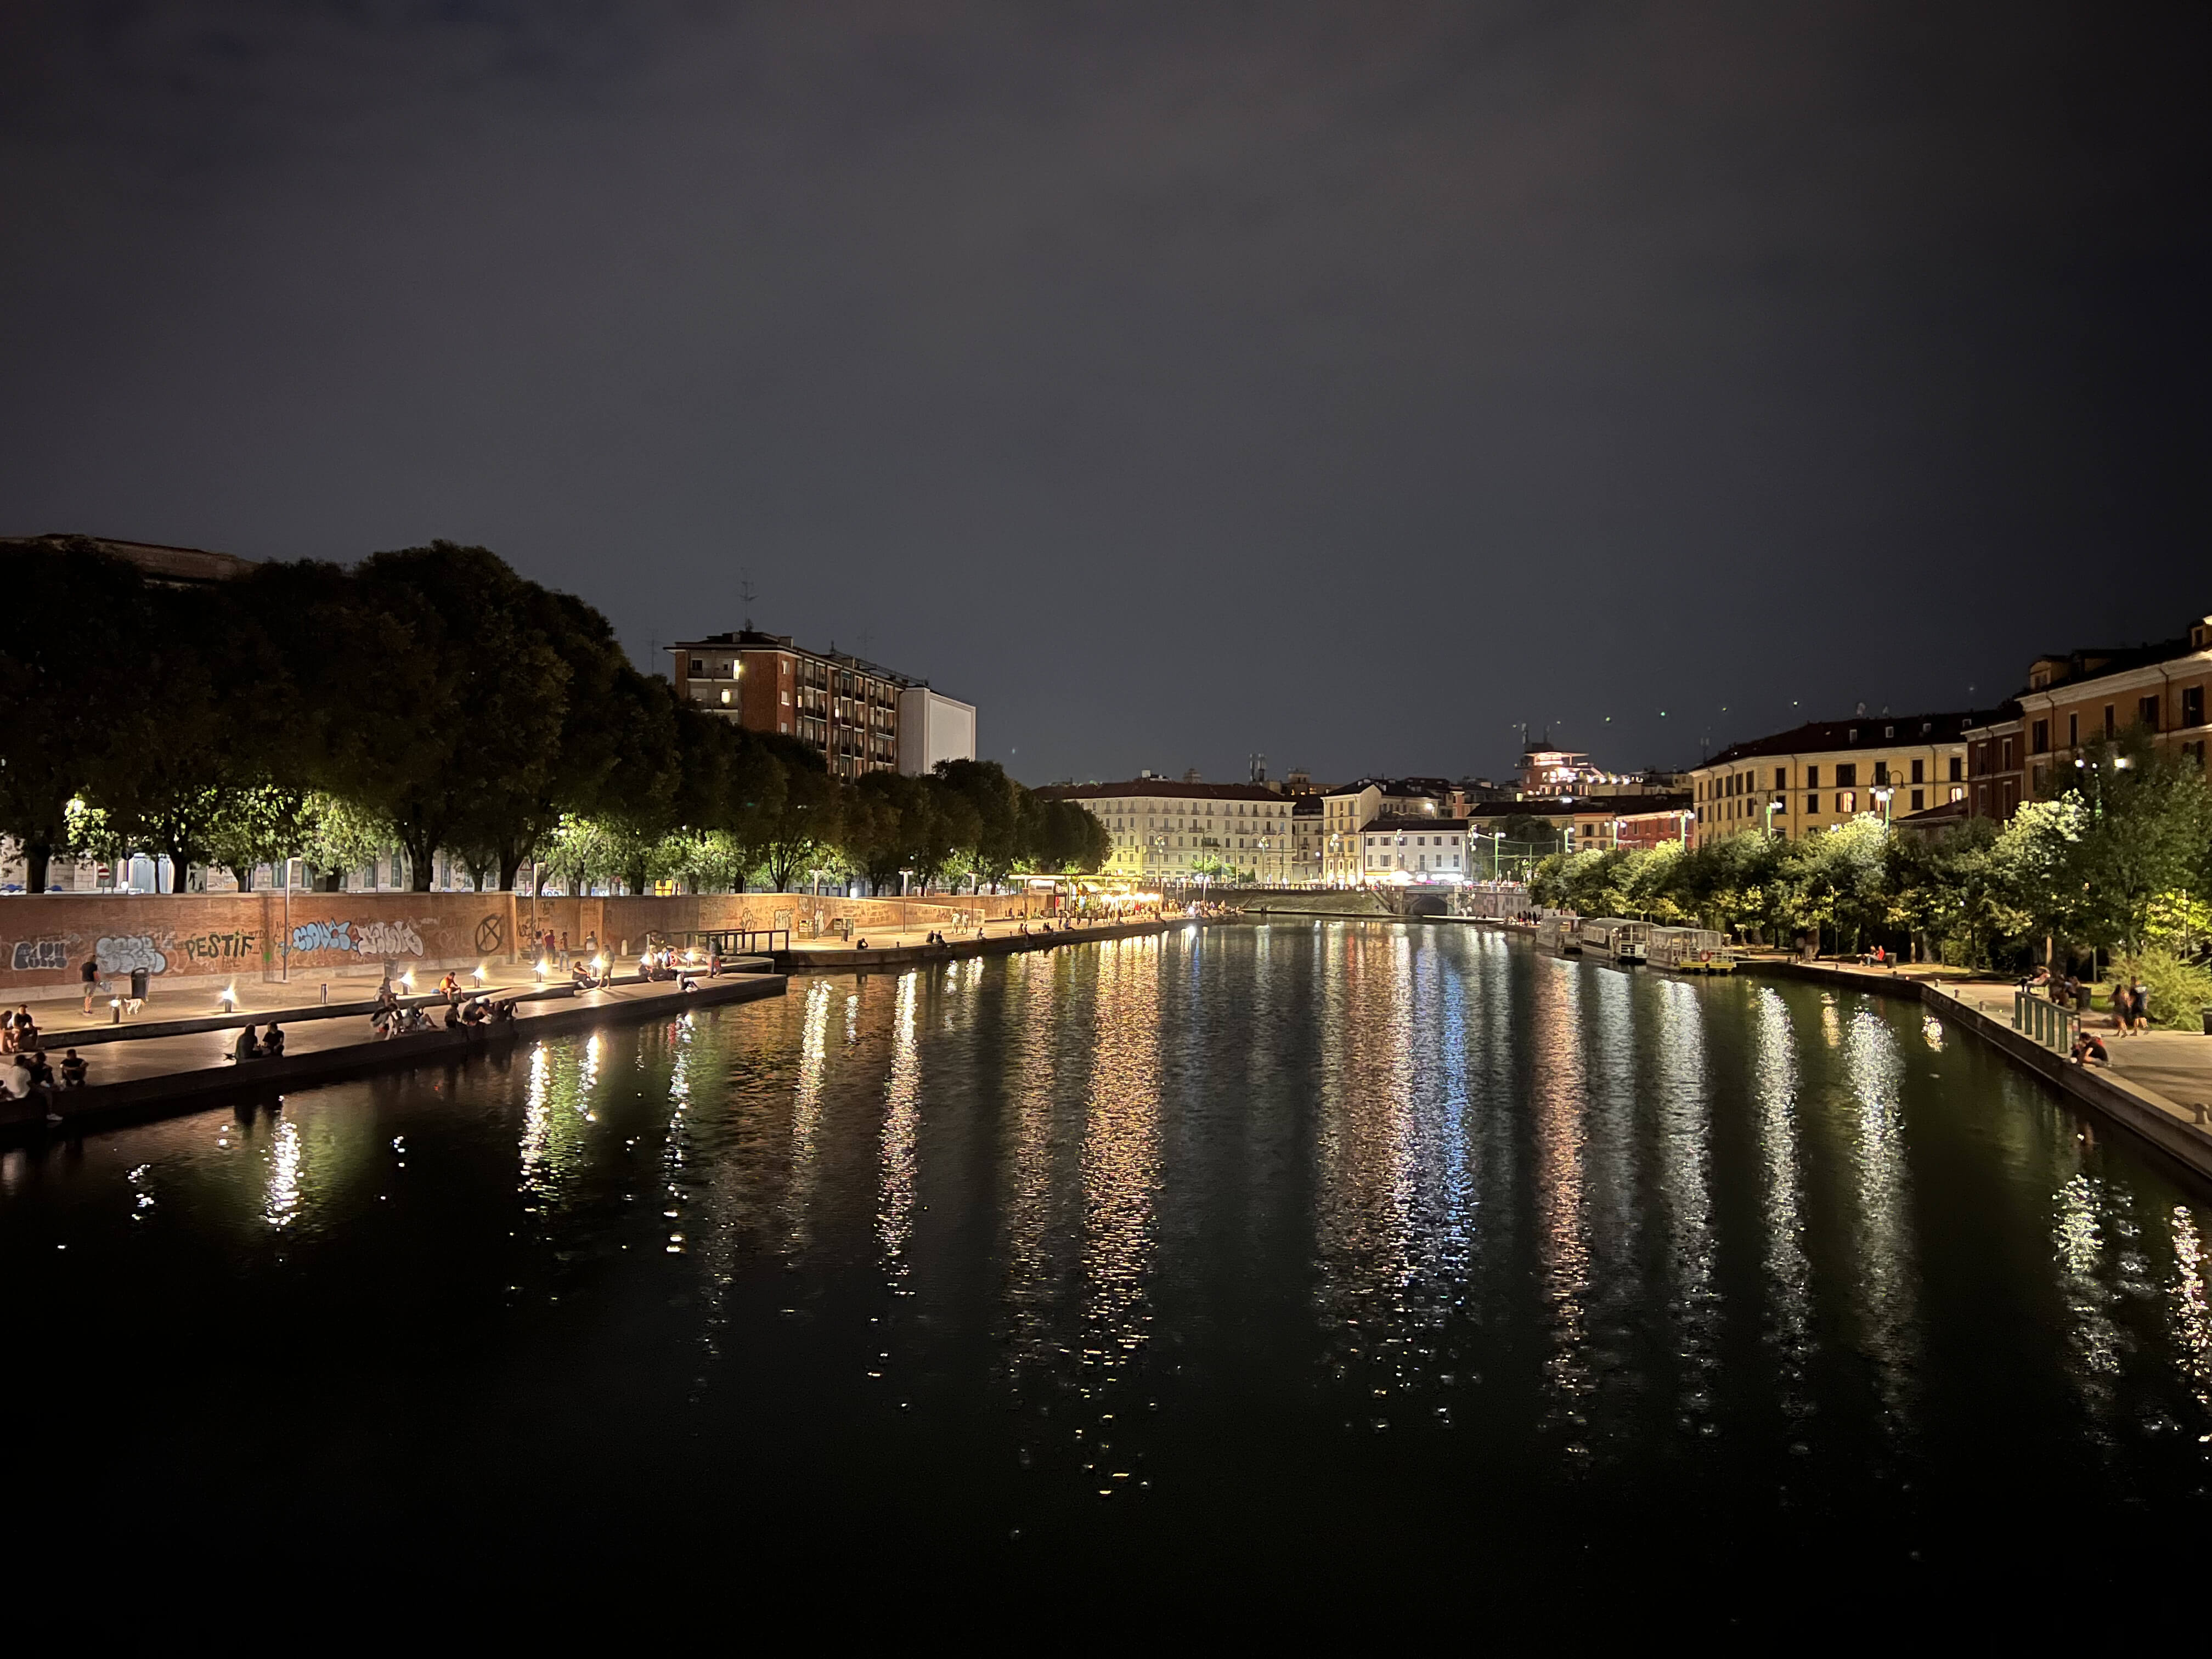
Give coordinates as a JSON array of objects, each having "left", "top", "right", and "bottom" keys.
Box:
[
  {"left": 5, "top": 1046, "right": 84, "bottom": 1122},
  {"left": 232, "top": 1022, "right": 289, "bottom": 1060},
  {"left": 369, "top": 978, "right": 520, "bottom": 1040},
  {"left": 1, "top": 1003, "right": 41, "bottom": 1053}
]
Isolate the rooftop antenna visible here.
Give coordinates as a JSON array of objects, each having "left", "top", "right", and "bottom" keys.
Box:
[
  {"left": 1248, "top": 752, "right": 1266, "bottom": 783},
  {"left": 738, "top": 574, "right": 757, "bottom": 631}
]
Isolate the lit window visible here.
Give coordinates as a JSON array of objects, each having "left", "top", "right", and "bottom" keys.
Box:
[{"left": 720, "top": 690, "right": 731, "bottom": 705}]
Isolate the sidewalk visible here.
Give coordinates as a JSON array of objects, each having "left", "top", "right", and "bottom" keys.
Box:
[
  {"left": 1, "top": 970, "right": 785, "bottom": 1137},
  {"left": 782, "top": 912, "right": 1167, "bottom": 961},
  {"left": 15, "top": 962, "right": 558, "bottom": 1042},
  {"left": 1741, "top": 953, "right": 2212, "bottom": 1137}
]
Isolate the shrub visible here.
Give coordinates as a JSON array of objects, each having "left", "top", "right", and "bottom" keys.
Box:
[{"left": 2109, "top": 946, "right": 2212, "bottom": 1029}]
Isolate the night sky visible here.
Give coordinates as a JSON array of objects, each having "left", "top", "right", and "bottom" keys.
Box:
[{"left": 3, "top": 2, "right": 2205, "bottom": 785}]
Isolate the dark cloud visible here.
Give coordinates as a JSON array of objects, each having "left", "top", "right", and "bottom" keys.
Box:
[{"left": 3, "top": 1, "right": 2204, "bottom": 781}]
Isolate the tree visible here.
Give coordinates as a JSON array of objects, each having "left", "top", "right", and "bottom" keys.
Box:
[
  {"left": 298, "top": 793, "right": 393, "bottom": 891},
  {"left": 760, "top": 750, "right": 842, "bottom": 893},
  {"left": 2059, "top": 735, "right": 2212, "bottom": 955},
  {"left": 0, "top": 540, "right": 154, "bottom": 890},
  {"left": 349, "top": 544, "right": 571, "bottom": 890},
  {"left": 205, "top": 785, "right": 319, "bottom": 890},
  {"left": 95, "top": 579, "right": 294, "bottom": 889}
]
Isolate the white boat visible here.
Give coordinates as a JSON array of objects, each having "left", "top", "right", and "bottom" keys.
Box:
[
  {"left": 1575, "top": 917, "right": 1649, "bottom": 965},
  {"left": 1647, "top": 926, "right": 1735, "bottom": 974}
]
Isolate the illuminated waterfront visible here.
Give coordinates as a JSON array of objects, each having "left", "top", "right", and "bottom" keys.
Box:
[{"left": 10, "top": 922, "right": 2212, "bottom": 1611}]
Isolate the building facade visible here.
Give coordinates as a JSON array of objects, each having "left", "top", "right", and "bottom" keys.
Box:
[
  {"left": 1032, "top": 780, "right": 1296, "bottom": 883},
  {"left": 2010, "top": 616, "right": 2212, "bottom": 807},
  {"left": 1356, "top": 817, "right": 1471, "bottom": 882},
  {"left": 1320, "top": 778, "right": 1458, "bottom": 884},
  {"left": 668, "top": 629, "right": 973, "bottom": 782},
  {"left": 896, "top": 687, "right": 979, "bottom": 777},
  {"left": 1686, "top": 714, "right": 1978, "bottom": 847}
]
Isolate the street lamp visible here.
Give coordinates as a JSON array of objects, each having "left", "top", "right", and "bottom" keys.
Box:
[
  {"left": 1765, "top": 797, "right": 1782, "bottom": 835},
  {"left": 1872, "top": 786, "right": 1894, "bottom": 826}
]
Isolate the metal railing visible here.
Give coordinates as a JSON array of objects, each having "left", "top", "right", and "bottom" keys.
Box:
[{"left": 2013, "top": 990, "right": 2079, "bottom": 1052}]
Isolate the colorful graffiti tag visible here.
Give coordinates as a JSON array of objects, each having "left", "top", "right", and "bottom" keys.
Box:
[
  {"left": 97, "top": 934, "right": 168, "bottom": 976},
  {"left": 9, "top": 938, "right": 68, "bottom": 972},
  {"left": 288, "top": 919, "right": 425, "bottom": 958}
]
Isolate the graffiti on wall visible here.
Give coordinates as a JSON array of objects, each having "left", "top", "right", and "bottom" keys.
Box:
[
  {"left": 288, "top": 919, "right": 425, "bottom": 958},
  {"left": 180, "top": 929, "right": 260, "bottom": 963},
  {"left": 9, "top": 939, "right": 68, "bottom": 972},
  {"left": 97, "top": 934, "right": 168, "bottom": 976}
]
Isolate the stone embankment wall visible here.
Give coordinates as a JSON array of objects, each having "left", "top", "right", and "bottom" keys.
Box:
[{"left": 0, "top": 889, "right": 1060, "bottom": 999}]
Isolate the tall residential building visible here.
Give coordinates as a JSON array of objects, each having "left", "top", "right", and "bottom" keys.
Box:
[
  {"left": 1685, "top": 714, "right": 1980, "bottom": 847},
  {"left": 1031, "top": 778, "right": 1297, "bottom": 883},
  {"left": 667, "top": 628, "right": 974, "bottom": 782}
]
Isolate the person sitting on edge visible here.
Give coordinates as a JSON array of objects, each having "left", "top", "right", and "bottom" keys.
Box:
[
  {"left": 855, "top": 938, "right": 868, "bottom": 950},
  {"left": 262, "top": 1024, "right": 286, "bottom": 1057},
  {"left": 2071, "top": 1030, "right": 2109, "bottom": 1067},
  {"left": 439, "top": 971, "right": 461, "bottom": 1006},
  {"left": 233, "top": 1024, "right": 261, "bottom": 1062},
  {"left": 443, "top": 1000, "right": 464, "bottom": 1030},
  {"left": 59, "top": 1049, "right": 86, "bottom": 1089}
]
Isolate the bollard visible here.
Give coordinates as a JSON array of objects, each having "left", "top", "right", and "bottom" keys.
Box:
[{"left": 320, "top": 983, "right": 329, "bottom": 1005}]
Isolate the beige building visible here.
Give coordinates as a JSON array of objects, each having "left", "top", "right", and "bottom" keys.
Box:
[
  {"left": 1321, "top": 779, "right": 1457, "bottom": 885},
  {"left": 1687, "top": 714, "right": 1976, "bottom": 847},
  {"left": 1032, "top": 778, "right": 1296, "bottom": 883}
]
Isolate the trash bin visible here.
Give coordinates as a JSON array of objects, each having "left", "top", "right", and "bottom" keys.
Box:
[
  {"left": 129, "top": 967, "right": 149, "bottom": 1002},
  {"left": 2202, "top": 1006, "right": 2212, "bottom": 1036}
]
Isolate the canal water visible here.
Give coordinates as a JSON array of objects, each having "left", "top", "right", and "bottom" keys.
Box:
[{"left": 10, "top": 923, "right": 2210, "bottom": 1619}]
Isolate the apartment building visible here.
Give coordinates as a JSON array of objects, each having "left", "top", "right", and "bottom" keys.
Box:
[
  {"left": 1356, "top": 817, "right": 1472, "bottom": 882},
  {"left": 1686, "top": 714, "right": 1978, "bottom": 847},
  {"left": 1320, "top": 778, "right": 1459, "bottom": 884},
  {"left": 668, "top": 629, "right": 974, "bottom": 782},
  {"left": 1033, "top": 778, "right": 1297, "bottom": 883},
  {"left": 1290, "top": 795, "right": 1323, "bottom": 884}
]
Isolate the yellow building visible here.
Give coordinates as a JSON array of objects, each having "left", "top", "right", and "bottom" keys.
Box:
[
  {"left": 1032, "top": 778, "right": 1296, "bottom": 883},
  {"left": 1686, "top": 713, "right": 1976, "bottom": 847}
]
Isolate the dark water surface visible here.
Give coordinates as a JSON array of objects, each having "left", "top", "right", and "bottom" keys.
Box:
[{"left": 12, "top": 923, "right": 2211, "bottom": 1619}]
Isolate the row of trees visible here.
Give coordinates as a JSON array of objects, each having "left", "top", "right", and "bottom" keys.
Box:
[
  {"left": 0, "top": 538, "right": 1106, "bottom": 894},
  {"left": 1532, "top": 732, "right": 2212, "bottom": 983}
]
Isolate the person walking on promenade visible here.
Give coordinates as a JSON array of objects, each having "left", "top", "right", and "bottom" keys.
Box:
[
  {"left": 2131, "top": 976, "right": 2151, "bottom": 1032},
  {"left": 2111, "top": 981, "right": 2137, "bottom": 1035},
  {"left": 81, "top": 955, "right": 100, "bottom": 1015}
]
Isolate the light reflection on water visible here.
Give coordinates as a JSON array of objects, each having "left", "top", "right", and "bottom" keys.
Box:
[{"left": 7, "top": 922, "right": 2212, "bottom": 1593}]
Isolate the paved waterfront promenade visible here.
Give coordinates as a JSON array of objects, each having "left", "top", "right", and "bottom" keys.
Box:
[
  {"left": 0, "top": 970, "right": 786, "bottom": 1140},
  {"left": 1737, "top": 955, "right": 2212, "bottom": 1179},
  {"left": 0, "top": 913, "right": 1187, "bottom": 1141},
  {"left": 774, "top": 911, "right": 1182, "bottom": 971}
]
